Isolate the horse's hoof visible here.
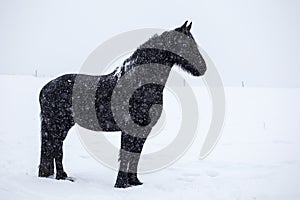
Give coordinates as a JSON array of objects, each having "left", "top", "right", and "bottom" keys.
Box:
[
  {"left": 38, "top": 173, "right": 54, "bottom": 178},
  {"left": 128, "top": 173, "right": 143, "bottom": 186},
  {"left": 38, "top": 168, "right": 54, "bottom": 178},
  {"left": 114, "top": 180, "right": 131, "bottom": 188},
  {"left": 56, "top": 171, "right": 68, "bottom": 180},
  {"left": 114, "top": 183, "right": 131, "bottom": 188},
  {"left": 129, "top": 179, "right": 143, "bottom": 186}
]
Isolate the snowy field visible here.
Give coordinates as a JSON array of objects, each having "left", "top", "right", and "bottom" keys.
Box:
[{"left": 0, "top": 74, "right": 300, "bottom": 200}]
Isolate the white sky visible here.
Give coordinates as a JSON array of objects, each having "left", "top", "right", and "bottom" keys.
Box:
[{"left": 0, "top": 0, "right": 300, "bottom": 87}]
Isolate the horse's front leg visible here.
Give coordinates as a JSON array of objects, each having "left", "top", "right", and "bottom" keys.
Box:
[
  {"left": 114, "top": 132, "right": 132, "bottom": 188},
  {"left": 114, "top": 131, "right": 149, "bottom": 188},
  {"left": 127, "top": 136, "right": 147, "bottom": 186}
]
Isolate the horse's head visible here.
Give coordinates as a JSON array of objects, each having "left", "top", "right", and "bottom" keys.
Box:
[
  {"left": 171, "top": 21, "right": 207, "bottom": 76},
  {"left": 137, "top": 21, "right": 206, "bottom": 77}
]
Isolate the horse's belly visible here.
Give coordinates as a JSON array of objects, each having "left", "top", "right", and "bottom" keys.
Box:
[{"left": 73, "top": 107, "right": 120, "bottom": 132}]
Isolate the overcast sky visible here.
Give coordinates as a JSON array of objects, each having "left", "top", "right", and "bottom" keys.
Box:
[{"left": 0, "top": 0, "right": 299, "bottom": 87}]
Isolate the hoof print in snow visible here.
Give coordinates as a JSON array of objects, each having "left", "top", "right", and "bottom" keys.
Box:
[
  {"left": 205, "top": 170, "right": 219, "bottom": 177},
  {"left": 65, "top": 177, "right": 76, "bottom": 182}
]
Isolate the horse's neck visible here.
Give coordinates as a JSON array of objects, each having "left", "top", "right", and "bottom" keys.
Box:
[{"left": 114, "top": 48, "right": 175, "bottom": 84}]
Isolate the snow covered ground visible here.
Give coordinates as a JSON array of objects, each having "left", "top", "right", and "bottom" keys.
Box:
[{"left": 0, "top": 74, "right": 300, "bottom": 200}]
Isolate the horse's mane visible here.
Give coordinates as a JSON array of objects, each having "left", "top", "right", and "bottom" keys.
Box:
[
  {"left": 112, "top": 29, "right": 199, "bottom": 79},
  {"left": 112, "top": 32, "right": 167, "bottom": 79}
]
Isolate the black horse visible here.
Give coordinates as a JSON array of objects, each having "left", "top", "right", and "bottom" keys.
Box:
[{"left": 38, "top": 21, "right": 206, "bottom": 188}]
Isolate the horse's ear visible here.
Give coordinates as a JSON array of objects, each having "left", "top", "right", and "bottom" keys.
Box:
[
  {"left": 181, "top": 21, "right": 188, "bottom": 28},
  {"left": 175, "top": 21, "right": 189, "bottom": 32},
  {"left": 186, "top": 22, "right": 192, "bottom": 31}
]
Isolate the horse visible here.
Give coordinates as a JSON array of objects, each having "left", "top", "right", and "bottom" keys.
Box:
[{"left": 38, "top": 21, "right": 207, "bottom": 188}]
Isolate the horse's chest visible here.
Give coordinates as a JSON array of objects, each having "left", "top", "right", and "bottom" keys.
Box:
[{"left": 128, "top": 84, "right": 164, "bottom": 127}]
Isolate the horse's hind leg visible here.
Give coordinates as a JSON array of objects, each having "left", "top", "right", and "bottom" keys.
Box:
[
  {"left": 53, "top": 139, "right": 68, "bottom": 180},
  {"left": 52, "top": 120, "right": 74, "bottom": 180},
  {"left": 38, "top": 121, "right": 55, "bottom": 177},
  {"left": 39, "top": 115, "right": 74, "bottom": 180}
]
